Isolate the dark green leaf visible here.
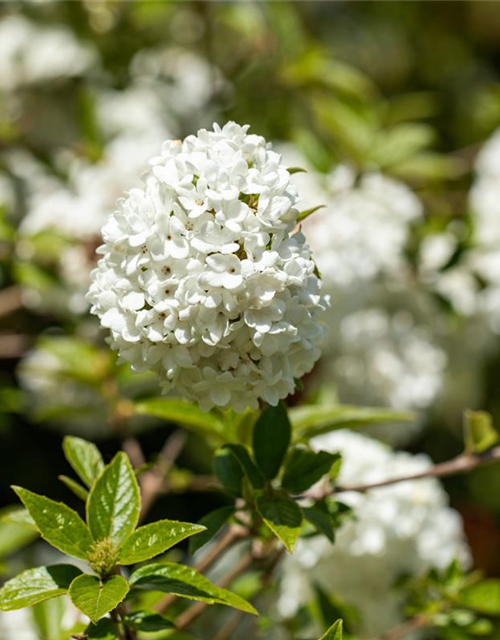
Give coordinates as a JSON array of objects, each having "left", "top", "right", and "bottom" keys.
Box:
[
  {"left": 119, "top": 520, "right": 205, "bottom": 565},
  {"left": 63, "top": 436, "right": 104, "bottom": 489},
  {"left": 464, "top": 410, "right": 499, "bottom": 454},
  {"left": 86, "top": 452, "right": 141, "bottom": 545},
  {"left": 214, "top": 448, "right": 244, "bottom": 496},
  {"left": 287, "top": 166, "right": 307, "bottom": 175},
  {"left": 58, "top": 475, "right": 89, "bottom": 501},
  {"left": 129, "top": 562, "right": 257, "bottom": 615},
  {"left": 134, "top": 399, "right": 225, "bottom": 440},
  {"left": 189, "top": 506, "right": 235, "bottom": 555},
  {"left": 256, "top": 495, "right": 303, "bottom": 552},
  {"left": 319, "top": 619, "right": 343, "bottom": 640},
  {"left": 86, "top": 618, "right": 118, "bottom": 639},
  {"left": 283, "top": 447, "right": 340, "bottom": 494},
  {"left": 13, "top": 487, "right": 93, "bottom": 560},
  {"left": 0, "top": 565, "right": 81, "bottom": 611},
  {"left": 124, "top": 611, "right": 175, "bottom": 632},
  {"left": 303, "top": 503, "right": 335, "bottom": 543},
  {"left": 69, "top": 574, "right": 129, "bottom": 624},
  {"left": 224, "top": 444, "right": 264, "bottom": 488},
  {"left": 253, "top": 404, "right": 291, "bottom": 479},
  {"left": 460, "top": 580, "right": 500, "bottom": 615}
]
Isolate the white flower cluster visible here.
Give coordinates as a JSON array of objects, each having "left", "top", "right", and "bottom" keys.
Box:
[
  {"left": 302, "top": 164, "right": 422, "bottom": 288},
  {"left": 279, "top": 430, "right": 470, "bottom": 639},
  {"left": 88, "top": 122, "right": 328, "bottom": 412},
  {"left": 0, "top": 15, "right": 96, "bottom": 91},
  {"left": 334, "top": 308, "right": 447, "bottom": 412}
]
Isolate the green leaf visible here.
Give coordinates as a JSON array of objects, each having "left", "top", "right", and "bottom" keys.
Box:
[
  {"left": 282, "top": 447, "right": 340, "bottom": 494},
  {"left": 0, "top": 565, "right": 82, "bottom": 611},
  {"left": 297, "top": 204, "right": 326, "bottom": 223},
  {"left": 319, "top": 619, "right": 343, "bottom": 640},
  {"left": 86, "top": 618, "right": 119, "bottom": 639},
  {"left": 464, "top": 410, "right": 499, "bottom": 454},
  {"left": 124, "top": 611, "right": 175, "bottom": 632},
  {"left": 63, "top": 436, "right": 105, "bottom": 489},
  {"left": 256, "top": 495, "right": 303, "bottom": 553},
  {"left": 303, "top": 503, "right": 335, "bottom": 543},
  {"left": 224, "top": 444, "right": 265, "bottom": 488},
  {"left": 87, "top": 452, "right": 141, "bottom": 545},
  {"left": 119, "top": 519, "right": 206, "bottom": 565},
  {"left": 290, "top": 405, "right": 415, "bottom": 439},
  {"left": 287, "top": 166, "right": 307, "bottom": 175},
  {"left": 1, "top": 506, "right": 36, "bottom": 528},
  {"left": 214, "top": 448, "right": 244, "bottom": 496},
  {"left": 253, "top": 404, "right": 291, "bottom": 479},
  {"left": 58, "top": 475, "right": 89, "bottom": 501},
  {"left": 32, "top": 598, "right": 66, "bottom": 640},
  {"left": 13, "top": 487, "right": 93, "bottom": 560},
  {"left": 189, "top": 506, "right": 235, "bottom": 555},
  {"left": 129, "top": 562, "right": 257, "bottom": 615},
  {"left": 69, "top": 574, "right": 129, "bottom": 624},
  {"left": 0, "top": 507, "right": 38, "bottom": 558},
  {"left": 460, "top": 580, "right": 500, "bottom": 615},
  {"left": 134, "top": 398, "right": 225, "bottom": 440}
]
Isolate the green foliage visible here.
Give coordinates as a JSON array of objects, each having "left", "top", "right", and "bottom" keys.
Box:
[
  {"left": 86, "top": 452, "right": 141, "bottom": 545},
  {"left": 253, "top": 403, "right": 291, "bottom": 479},
  {"left": 58, "top": 475, "right": 89, "bottom": 501},
  {"left": 0, "top": 507, "right": 38, "bottom": 558},
  {"left": 0, "top": 565, "right": 81, "bottom": 610},
  {"left": 63, "top": 436, "right": 104, "bottom": 488},
  {"left": 124, "top": 610, "right": 175, "bottom": 631},
  {"left": 223, "top": 444, "right": 265, "bottom": 488},
  {"left": 282, "top": 447, "right": 341, "bottom": 494},
  {"left": 459, "top": 580, "right": 500, "bottom": 615},
  {"left": 214, "top": 447, "right": 244, "bottom": 496},
  {"left": 69, "top": 574, "right": 129, "bottom": 624},
  {"left": 464, "top": 410, "right": 499, "bottom": 454},
  {"left": 256, "top": 495, "right": 303, "bottom": 553},
  {"left": 129, "top": 562, "right": 258, "bottom": 615},
  {"left": 319, "top": 619, "right": 343, "bottom": 640},
  {"left": 118, "top": 519, "right": 206, "bottom": 565},
  {"left": 86, "top": 618, "right": 118, "bottom": 640},
  {"left": 13, "top": 487, "right": 94, "bottom": 560},
  {"left": 189, "top": 506, "right": 235, "bottom": 555}
]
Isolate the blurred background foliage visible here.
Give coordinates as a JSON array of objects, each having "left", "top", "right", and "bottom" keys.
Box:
[{"left": 2, "top": 0, "right": 500, "bottom": 599}]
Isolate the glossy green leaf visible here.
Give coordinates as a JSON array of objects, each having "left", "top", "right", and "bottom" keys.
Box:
[
  {"left": 283, "top": 447, "right": 341, "bottom": 494},
  {"left": 253, "top": 404, "right": 291, "bottom": 479},
  {"left": 303, "top": 504, "right": 335, "bottom": 543},
  {"left": 214, "top": 448, "right": 244, "bottom": 496},
  {"left": 86, "top": 618, "right": 118, "bottom": 639},
  {"left": 189, "top": 506, "right": 235, "bottom": 555},
  {"left": 87, "top": 452, "right": 141, "bottom": 545},
  {"left": 223, "top": 444, "right": 264, "bottom": 488},
  {"left": 134, "top": 398, "right": 225, "bottom": 440},
  {"left": 63, "top": 436, "right": 104, "bottom": 488},
  {"left": 129, "top": 562, "right": 257, "bottom": 615},
  {"left": 13, "top": 487, "right": 93, "bottom": 560},
  {"left": 256, "top": 495, "right": 303, "bottom": 553},
  {"left": 319, "top": 619, "right": 343, "bottom": 640},
  {"left": 69, "top": 574, "right": 129, "bottom": 624},
  {"left": 58, "top": 475, "right": 89, "bottom": 501},
  {"left": 460, "top": 580, "right": 500, "bottom": 615},
  {"left": 124, "top": 611, "right": 175, "bottom": 631},
  {"left": 464, "top": 410, "right": 499, "bottom": 454},
  {"left": 119, "top": 519, "right": 205, "bottom": 565},
  {"left": 290, "top": 405, "right": 414, "bottom": 439},
  {"left": 0, "top": 565, "right": 81, "bottom": 611}
]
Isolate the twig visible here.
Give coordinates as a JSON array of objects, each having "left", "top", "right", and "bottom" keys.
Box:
[
  {"left": 0, "top": 286, "right": 22, "bottom": 317},
  {"left": 331, "top": 447, "right": 500, "bottom": 495},
  {"left": 213, "top": 546, "right": 286, "bottom": 640},
  {"left": 370, "top": 614, "right": 429, "bottom": 640},
  {"left": 139, "top": 430, "right": 188, "bottom": 520},
  {"left": 155, "top": 524, "right": 249, "bottom": 613},
  {"left": 176, "top": 550, "right": 255, "bottom": 630},
  {"left": 122, "top": 437, "right": 146, "bottom": 470}
]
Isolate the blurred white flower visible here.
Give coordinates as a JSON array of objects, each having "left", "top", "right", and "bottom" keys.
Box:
[
  {"left": 0, "top": 15, "right": 97, "bottom": 91},
  {"left": 0, "top": 609, "right": 38, "bottom": 640},
  {"left": 279, "top": 430, "right": 470, "bottom": 639},
  {"left": 88, "top": 122, "right": 328, "bottom": 412}
]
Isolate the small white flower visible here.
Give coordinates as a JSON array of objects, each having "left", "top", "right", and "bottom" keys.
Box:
[{"left": 88, "top": 122, "right": 328, "bottom": 412}]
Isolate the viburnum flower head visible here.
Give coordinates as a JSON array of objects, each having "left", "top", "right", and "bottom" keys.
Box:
[{"left": 88, "top": 122, "right": 328, "bottom": 412}]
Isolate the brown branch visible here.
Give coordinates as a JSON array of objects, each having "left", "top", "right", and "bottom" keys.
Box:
[
  {"left": 313, "top": 447, "right": 500, "bottom": 497},
  {"left": 155, "top": 524, "right": 249, "bottom": 613},
  {"left": 370, "top": 614, "right": 429, "bottom": 640},
  {"left": 0, "top": 333, "right": 31, "bottom": 358},
  {"left": 0, "top": 286, "right": 23, "bottom": 317},
  {"left": 176, "top": 550, "right": 255, "bottom": 630}
]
